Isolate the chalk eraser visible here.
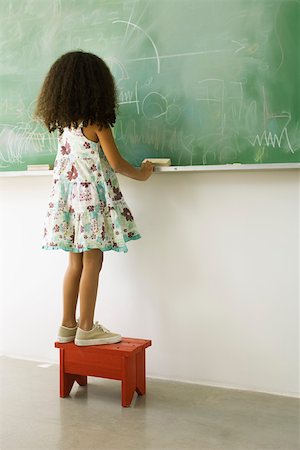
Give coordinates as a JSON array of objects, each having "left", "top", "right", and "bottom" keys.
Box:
[
  {"left": 27, "top": 164, "right": 53, "bottom": 171},
  {"left": 142, "top": 158, "right": 171, "bottom": 166}
]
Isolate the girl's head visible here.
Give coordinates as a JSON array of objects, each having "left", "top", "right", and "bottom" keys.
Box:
[{"left": 35, "top": 51, "right": 117, "bottom": 133}]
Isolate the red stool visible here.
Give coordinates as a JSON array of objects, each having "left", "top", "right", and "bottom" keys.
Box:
[{"left": 54, "top": 337, "right": 152, "bottom": 407}]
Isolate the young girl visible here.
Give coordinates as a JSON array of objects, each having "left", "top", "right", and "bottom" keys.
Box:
[{"left": 35, "top": 50, "right": 153, "bottom": 346}]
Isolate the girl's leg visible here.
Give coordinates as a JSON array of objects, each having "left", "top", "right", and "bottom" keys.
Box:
[
  {"left": 61, "top": 252, "right": 83, "bottom": 327},
  {"left": 78, "top": 249, "right": 103, "bottom": 331}
]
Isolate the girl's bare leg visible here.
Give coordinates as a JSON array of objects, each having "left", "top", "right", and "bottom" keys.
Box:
[
  {"left": 61, "top": 252, "right": 83, "bottom": 327},
  {"left": 78, "top": 249, "right": 103, "bottom": 331}
]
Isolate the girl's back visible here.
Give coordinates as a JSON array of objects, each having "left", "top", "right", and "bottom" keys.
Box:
[
  {"left": 55, "top": 125, "right": 112, "bottom": 185},
  {"left": 43, "top": 123, "right": 141, "bottom": 253}
]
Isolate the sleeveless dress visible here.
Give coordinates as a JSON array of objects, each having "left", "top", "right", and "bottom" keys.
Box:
[{"left": 42, "top": 126, "right": 141, "bottom": 253}]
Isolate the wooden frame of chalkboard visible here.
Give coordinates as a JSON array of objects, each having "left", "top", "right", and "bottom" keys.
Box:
[{"left": 0, "top": 163, "right": 298, "bottom": 177}]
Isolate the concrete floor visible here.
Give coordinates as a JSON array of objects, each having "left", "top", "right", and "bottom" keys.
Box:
[{"left": 1, "top": 356, "right": 299, "bottom": 450}]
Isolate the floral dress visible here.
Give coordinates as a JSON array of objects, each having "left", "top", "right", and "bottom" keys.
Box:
[{"left": 42, "top": 126, "right": 141, "bottom": 253}]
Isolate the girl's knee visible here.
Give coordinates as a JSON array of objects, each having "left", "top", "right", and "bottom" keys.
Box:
[
  {"left": 68, "top": 252, "right": 83, "bottom": 272},
  {"left": 83, "top": 249, "right": 103, "bottom": 271}
]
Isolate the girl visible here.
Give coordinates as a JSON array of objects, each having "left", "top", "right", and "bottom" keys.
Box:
[{"left": 35, "top": 51, "right": 153, "bottom": 346}]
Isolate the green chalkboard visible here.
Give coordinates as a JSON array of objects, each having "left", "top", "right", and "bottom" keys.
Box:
[{"left": 0, "top": 0, "right": 299, "bottom": 171}]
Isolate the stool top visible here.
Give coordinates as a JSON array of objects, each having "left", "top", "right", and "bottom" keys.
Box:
[{"left": 55, "top": 337, "right": 151, "bottom": 356}]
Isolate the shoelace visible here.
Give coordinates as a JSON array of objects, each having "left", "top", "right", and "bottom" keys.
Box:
[{"left": 94, "top": 321, "right": 110, "bottom": 333}]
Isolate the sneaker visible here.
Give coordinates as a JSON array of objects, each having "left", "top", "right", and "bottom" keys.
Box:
[
  {"left": 74, "top": 321, "right": 122, "bottom": 346},
  {"left": 57, "top": 319, "right": 79, "bottom": 343}
]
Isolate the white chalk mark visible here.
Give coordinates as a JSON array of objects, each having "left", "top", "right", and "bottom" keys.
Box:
[
  {"left": 262, "top": 86, "right": 268, "bottom": 131},
  {"left": 274, "top": 4, "right": 284, "bottom": 72},
  {"left": 249, "top": 128, "right": 294, "bottom": 153},
  {"left": 128, "top": 48, "right": 228, "bottom": 64},
  {"left": 262, "top": 86, "right": 291, "bottom": 126},
  {"left": 196, "top": 98, "right": 220, "bottom": 103},
  {"left": 122, "top": 5, "right": 135, "bottom": 46},
  {"left": 254, "top": 147, "right": 265, "bottom": 163},
  {"left": 135, "top": 81, "right": 140, "bottom": 115},
  {"left": 220, "top": 82, "right": 225, "bottom": 135},
  {"left": 122, "top": 0, "right": 151, "bottom": 46},
  {"left": 0, "top": 121, "right": 57, "bottom": 168},
  {"left": 232, "top": 40, "right": 247, "bottom": 55},
  {"left": 119, "top": 101, "right": 136, "bottom": 105},
  {"left": 105, "top": 56, "right": 129, "bottom": 85},
  {"left": 262, "top": 85, "right": 294, "bottom": 152},
  {"left": 230, "top": 81, "right": 244, "bottom": 120},
  {"left": 198, "top": 77, "right": 224, "bottom": 86},
  {"left": 142, "top": 91, "right": 167, "bottom": 119},
  {"left": 197, "top": 79, "right": 225, "bottom": 133},
  {"left": 118, "top": 82, "right": 140, "bottom": 115},
  {"left": 180, "top": 133, "right": 195, "bottom": 165},
  {"left": 113, "top": 20, "right": 160, "bottom": 73},
  {"left": 166, "top": 103, "right": 182, "bottom": 126}
]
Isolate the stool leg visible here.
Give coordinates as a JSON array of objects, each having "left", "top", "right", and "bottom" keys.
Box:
[
  {"left": 75, "top": 375, "right": 87, "bottom": 386},
  {"left": 59, "top": 349, "right": 87, "bottom": 397},
  {"left": 59, "top": 348, "right": 74, "bottom": 397},
  {"left": 60, "top": 373, "right": 77, "bottom": 397},
  {"left": 121, "top": 356, "right": 136, "bottom": 407},
  {"left": 136, "top": 350, "right": 146, "bottom": 395}
]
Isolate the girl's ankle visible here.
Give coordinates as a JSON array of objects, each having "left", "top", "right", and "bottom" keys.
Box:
[
  {"left": 62, "top": 321, "right": 77, "bottom": 328},
  {"left": 79, "top": 323, "right": 93, "bottom": 331}
]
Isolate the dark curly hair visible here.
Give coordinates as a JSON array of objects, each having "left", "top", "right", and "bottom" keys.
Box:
[{"left": 34, "top": 50, "right": 117, "bottom": 133}]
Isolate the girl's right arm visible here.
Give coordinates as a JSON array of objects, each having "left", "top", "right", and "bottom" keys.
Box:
[{"left": 94, "top": 125, "right": 153, "bottom": 181}]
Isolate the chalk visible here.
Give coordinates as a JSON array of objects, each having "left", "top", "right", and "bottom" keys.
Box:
[{"left": 142, "top": 158, "right": 171, "bottom": 166}]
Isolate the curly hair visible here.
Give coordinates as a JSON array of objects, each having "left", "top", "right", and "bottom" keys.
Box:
[{"left": 34, "top": 51, "right": 117, "bottom": 133}]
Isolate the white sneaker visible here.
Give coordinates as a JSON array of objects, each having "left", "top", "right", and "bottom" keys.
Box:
[
  {"left": 57, "top": 320, "right": 78, "bottom": 342},
  {"left": 74, "top": 321, "right": 122, "bottom": 346}
]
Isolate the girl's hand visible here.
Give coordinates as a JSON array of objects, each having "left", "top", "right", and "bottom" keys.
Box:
[
  {"left": 139, "top": 161, "right": 154, "bottom": 180},
  {"left": 94, "top": 125, "right": 153, "bottom": 181}
]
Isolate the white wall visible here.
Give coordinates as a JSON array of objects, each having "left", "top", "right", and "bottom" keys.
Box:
[{"left": 0, "top": 169, "right": 299, "bottom": 397}]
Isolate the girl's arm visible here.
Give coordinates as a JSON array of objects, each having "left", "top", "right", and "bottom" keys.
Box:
[{"left": 94, "top": 125, "right": 153, "bottom": 181}]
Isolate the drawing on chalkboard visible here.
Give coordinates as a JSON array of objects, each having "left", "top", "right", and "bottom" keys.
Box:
[{"left": 0, "top": 0, "right": 299, "bottom": 171}]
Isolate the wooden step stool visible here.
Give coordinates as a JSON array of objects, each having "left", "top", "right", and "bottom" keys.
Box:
[{"left": 54, "top": 337, "right": 152, "bottom": 407}]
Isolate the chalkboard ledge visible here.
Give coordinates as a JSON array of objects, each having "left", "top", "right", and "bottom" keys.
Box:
[
  {"left": 0, "top": 163, "right": 299, "bottom": 177},
  {"left": 154, "top": 163, "right": 299, "bottom": 172}
]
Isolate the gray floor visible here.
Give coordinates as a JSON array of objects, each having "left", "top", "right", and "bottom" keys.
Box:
[{"left": 1, "top": 356, "right": 299, "bottom": 450}]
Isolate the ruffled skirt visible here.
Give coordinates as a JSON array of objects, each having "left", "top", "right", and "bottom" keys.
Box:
[{"left": 42, "top": 177, "right": 141, "bottom": 253}]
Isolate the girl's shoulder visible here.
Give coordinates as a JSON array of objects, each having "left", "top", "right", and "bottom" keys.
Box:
[
  {"left": 80, "top": 123, "right": 99, "bottom": 143},
  {"left": 58, "top": 123, "right": 99, "bottom": 144}
]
